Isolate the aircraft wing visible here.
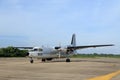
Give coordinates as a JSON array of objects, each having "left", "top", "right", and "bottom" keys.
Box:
[
  {"left": 67, "top": 44, "right": 114, "bottom": 50},
  {"left": 14, "top": 47, "right": 33, "bottom": 49}
]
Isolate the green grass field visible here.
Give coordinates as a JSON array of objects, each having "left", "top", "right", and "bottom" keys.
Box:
[{"left": 71, "top": 53, "right": 120, "bottom": 58}]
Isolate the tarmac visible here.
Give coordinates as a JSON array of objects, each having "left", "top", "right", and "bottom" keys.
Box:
[{"left": 0, "top": 58, "right": 120, "bottom": 80}]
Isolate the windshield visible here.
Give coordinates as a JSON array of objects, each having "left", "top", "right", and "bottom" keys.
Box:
[{"left": 29, "top": 48, "right": 43, "bottom": 51}]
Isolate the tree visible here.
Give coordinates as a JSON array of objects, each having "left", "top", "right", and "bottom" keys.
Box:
[{"left": 0, "top": 46, "right": 28, "bottom": 57}]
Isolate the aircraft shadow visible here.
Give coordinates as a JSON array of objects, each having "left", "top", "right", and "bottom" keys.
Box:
[{"left": 41, "top": 59, "right": 117, "bottom": 63}]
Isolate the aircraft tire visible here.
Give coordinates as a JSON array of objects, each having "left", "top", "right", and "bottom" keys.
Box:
[
  {"left": 30, "top": 59, "right": 33, "bottom": 63},
  {"left": 66, "top": 58, "right": 70, "bottom": 62},
  {"left": 42, "top": 59, "right": 46, "bottom": 62}
]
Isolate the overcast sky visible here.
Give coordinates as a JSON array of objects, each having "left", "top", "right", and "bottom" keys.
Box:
[{"left": 0, "top": 0, "right": 120, "bottom": 54}]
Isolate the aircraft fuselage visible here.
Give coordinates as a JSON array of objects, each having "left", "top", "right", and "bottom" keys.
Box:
[{"left": 28, "top": 47, "right": 72, "bottom": 59}]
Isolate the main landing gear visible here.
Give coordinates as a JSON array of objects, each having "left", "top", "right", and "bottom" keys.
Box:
[
  {"left": 66, "top": 53, "right": 71, "bottom": 62},
  {"left": 42, "top": 58, "right": 46, "bottom": 62},
  {"left": 66, "top": 58, "right": 70, "bottom": 62}
]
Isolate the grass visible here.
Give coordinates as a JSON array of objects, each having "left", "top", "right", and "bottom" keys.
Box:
[{"left": 71, "top": 53, "right": 120, "bottom": 58}]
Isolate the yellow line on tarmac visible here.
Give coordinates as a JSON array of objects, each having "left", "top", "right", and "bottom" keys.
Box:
[{"left": 88, "top": 70, "right": 120, "bottom": 80}]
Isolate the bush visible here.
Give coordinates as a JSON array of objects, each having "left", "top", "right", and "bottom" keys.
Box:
[{"left": 0, "top": 46, "right": 28, "bottom": 57}]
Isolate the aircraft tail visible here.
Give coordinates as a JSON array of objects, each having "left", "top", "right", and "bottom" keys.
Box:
[{"left": 71, "top": 34, "right": 76, "bottom": 46}]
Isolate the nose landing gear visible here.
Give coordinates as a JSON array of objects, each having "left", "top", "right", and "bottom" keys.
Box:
[{"left": 30, "top": 57, "right": 34, "bottom": 63}]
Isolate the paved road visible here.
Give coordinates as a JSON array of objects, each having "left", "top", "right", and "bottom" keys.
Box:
[{"left": 0, "top": 58, "right": 120, "bottom": 80}]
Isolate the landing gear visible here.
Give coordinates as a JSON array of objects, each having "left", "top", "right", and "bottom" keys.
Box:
[
  {"left": 66, "top": 58, "right": 70, "bottom": 62},
  {"left": 42, "top": 58, "right": 46, "bottom": 62},
  {"left": 30, "top": 57, "right": 34, "bottom": 63},
  {"left": 66, "top": 52, "right": 71, "bottom": 62}
]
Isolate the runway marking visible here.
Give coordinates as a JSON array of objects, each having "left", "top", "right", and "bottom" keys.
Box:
[{"left": 88, "top": 70, "right": 120, "bottom": 80}]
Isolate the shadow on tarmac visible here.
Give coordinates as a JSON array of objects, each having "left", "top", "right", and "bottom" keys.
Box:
[{"left": 40, "top": 59, "right": 118, "bottom": 63}]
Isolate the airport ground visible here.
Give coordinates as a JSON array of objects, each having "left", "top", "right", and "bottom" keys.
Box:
[{"left": 0, "top": 58, "right": 120, "bottom": 80}]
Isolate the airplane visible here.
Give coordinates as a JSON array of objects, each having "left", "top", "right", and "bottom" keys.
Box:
[{"left": 16, "top": 34, "right": 114, "bottom": 63}]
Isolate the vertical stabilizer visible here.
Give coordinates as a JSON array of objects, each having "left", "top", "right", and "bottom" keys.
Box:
[{"left": 71, "top": 34, "right": 76, "bottom": 46}]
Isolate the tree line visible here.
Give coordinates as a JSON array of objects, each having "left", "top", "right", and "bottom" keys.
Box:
[
  {"left": 0, "top": 46, "right": 119, "bottom": 58},
  {"left": 71, "top": 53, "right": 120, "bottom": 58},
  {"left": 0, "top": 46, "right": 28, "bottom": 57}
]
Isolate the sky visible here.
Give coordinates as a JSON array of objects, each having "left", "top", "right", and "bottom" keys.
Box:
[{"left": 0, "top": 0, "right": 120, "bottom": 54}]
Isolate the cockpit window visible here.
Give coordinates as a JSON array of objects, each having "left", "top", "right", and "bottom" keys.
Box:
[
  {"left": 30, "top": 48, "right": 43, "bottom": 51},
  {"left": 34, "top": 49, "right": 38, "bottom": 51}
]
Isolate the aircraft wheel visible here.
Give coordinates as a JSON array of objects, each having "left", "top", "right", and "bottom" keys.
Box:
[
  {"left": 30, "top": 59, "right": 34, "bottom": 63},
  {"left": 42, "top": 59, "right": 46, "bottom": 62},
  {"left": 66, "top": 58, "right": 70, "bottom": 62}
]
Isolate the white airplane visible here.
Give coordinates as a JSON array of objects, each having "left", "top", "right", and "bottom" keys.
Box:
[{"left": 16, "top": 34, "right": 114, "bottom": 63}]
